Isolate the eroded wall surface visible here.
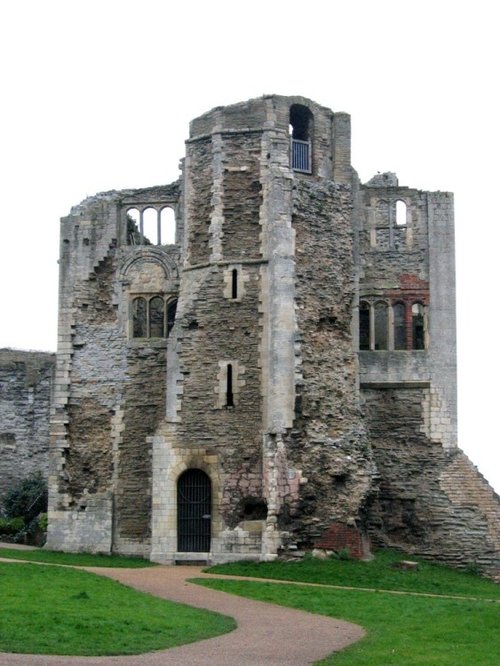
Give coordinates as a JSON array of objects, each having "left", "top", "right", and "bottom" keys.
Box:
[
  {"left": 47, "top": 185, "right": 180, "bottom": 554},
  {"left": 45, "top": 94, "right": 499, "bottom": 573},
  {"left": 0, "top": 349, "right": 54, "bottom": 497}
]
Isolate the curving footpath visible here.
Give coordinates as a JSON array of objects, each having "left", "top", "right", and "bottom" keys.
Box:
[{"left": 0, "top": 562, "right": 364, "bottom": 665}]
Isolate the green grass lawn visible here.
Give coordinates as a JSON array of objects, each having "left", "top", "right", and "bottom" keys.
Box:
[
  {"left": 207, "top": 549, "right": 500, "bottom": 600},
  {"left": 0, "top": 547, "right": 156, "bottom": 568},
  {"left": 0, "top": 561, "right": 235, "bottom": 656},
  {"left": 199, "top": 550, "right": 500, "bottom": 665},
  {"left": 195, "top": 577, "right": 499, "bottom": 665}
]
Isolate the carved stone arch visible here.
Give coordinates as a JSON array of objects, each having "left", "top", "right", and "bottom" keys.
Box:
[
  {"left": 169, "top": 455, "right": 220, "bottom": 496},
  {"left": 119, "top": 248, "right": 177, "bottom": 283}
]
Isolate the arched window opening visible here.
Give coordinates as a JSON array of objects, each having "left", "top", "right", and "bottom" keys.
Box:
[
  {"left": 132, "top": 297, "right": 147, "bottom": 338},
  {"left": 374, "top": 302, "right": 388, "bottom": 350},
  {"left": 167, "top": 299, "right": 177, "bottom": 336},
  {"left": 396, "top": 200, "right": 407, "bottom": 226},
  {"left": 231, "top": 269, "right": 238, "bottom": 299},
  {"left": 359, "top": 301, "right": 370, "bottom": 350},
  {"left": 393, "top": 303, "right": 406, "bottom": 350},
  {"left": 127, "top": 208, "right": 141, "bottom": 245},
  {"left": 412, "top": 303, "right": 425, "bottom": 350},
  {"left": 177, "top": 469, "right": 211, "bottom": 552},
  {"left": 289, "top": 104, "right": 313, "bottom": 173},
  {"left": 149, "top": 296, "right": 165, "bottom": 338},
  {"left": 142, "top": 207, "right": 157, "bottom": 245},
  {"left": 226, "top": 363, "right": 234, "bottom": 408},
  {"left": 160, "top": 207, "right": 176, "bottom": 245}
]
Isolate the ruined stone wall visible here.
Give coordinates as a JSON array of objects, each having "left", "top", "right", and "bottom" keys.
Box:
[
  {"left": 48, "top": 185, "right": 179, "bottom": 555},
  {"left": 175, "top": 266, "right": 263, "bottom": 525},
  {"left": 185, "top": 138, "right": 212, "bottom": 265},
  {"left": 175, "top": 127, "right": 264, "bottom": 530},
  {"left": 47, "top": 95, "right": 499, "bottom": 572},
  {"left": 0, "top": 349, "right": 54, "bottom": 498},
  {"left": 285, "top": 180, "right": 373, "bottom": 545},
  {"left": 363, "top": 387, "right": 500, "bottom": 573}
]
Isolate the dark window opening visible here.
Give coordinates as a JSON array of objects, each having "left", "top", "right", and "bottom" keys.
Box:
[
  {"left": 374, "top": 302, "right": 388, "bottom": 350},
  {"left": 149, "top": 296, "right": 165, "bottom": 338},
  {"left": 290, "top": 104, "right": 313, "bottom": 173},
  {"left": 290, "top": 104, "right": 312, "bottom": 141},
  {"left": 167, "top": 299, "right": 178, "bottom": 335},
  {"left": 242, "top": 499, "right": 268, "bottom": 520},
  {"left": 226, "top": 363, "right": 234, "bottom": 407},
  {"left": 132, "top": 295, "right": 176, "bottom": 339},
  {"left": 231, "top": 269, "right": 238, "bottom": 299},
  {"left": 393, "top": 303, "right": 406, "bottom": 350},
  {"left": 132, "top": 297, "right": 147, "bottom": 337},
  {"left": 412, "top": 303, "right": 425, "bottom": 350},
  {"left": 359, "top": 302, "right": 370, "bottom": 350}
]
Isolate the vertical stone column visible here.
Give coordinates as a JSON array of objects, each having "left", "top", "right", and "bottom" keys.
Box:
[
  {"left": 427, "top": 192, "right": 457, "bottom": 450},
  {"left": 259, "top": 114, "right": 297, "bottom": 558}
]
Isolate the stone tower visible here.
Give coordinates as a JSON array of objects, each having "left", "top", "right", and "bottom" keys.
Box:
[{"left": 47, "top": 95, "right": 500, "bottom": 573}]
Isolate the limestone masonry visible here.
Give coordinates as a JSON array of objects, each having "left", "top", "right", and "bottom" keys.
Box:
[
  {"left": 0, "top": 349, "right": 54, "bottom": 497},
  {"left": 42, "top": 95, "right": 499, "bottom": 572}
]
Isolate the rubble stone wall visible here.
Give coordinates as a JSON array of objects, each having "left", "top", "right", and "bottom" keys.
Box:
[
  {"left": 286, "top": 180, "right": 373, "bottom": 545},
  {"left": 363, "top": 387, "right": 500, "bottom": 573},
  {"left": 0, "top": 349, "right": 54, "bottom": 498}
]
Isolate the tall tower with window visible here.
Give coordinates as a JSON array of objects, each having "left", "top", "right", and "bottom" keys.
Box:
[
  {"left": 150, "top": 95, "right": 372, "bottom": 562},
  {"left": 47, "top": 96, "right": 499, "bottom": 575}
]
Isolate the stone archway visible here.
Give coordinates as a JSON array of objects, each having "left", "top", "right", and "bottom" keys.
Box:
[{"left": 177, "top": 469, "right": 211, "bottom": 552}]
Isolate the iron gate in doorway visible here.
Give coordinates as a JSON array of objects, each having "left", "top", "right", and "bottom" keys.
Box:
[{"left": 177, "top": 469, "right": 211, "bottom": 552}]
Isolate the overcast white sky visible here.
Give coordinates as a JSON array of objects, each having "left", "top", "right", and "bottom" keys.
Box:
[{"left": 1, "top": 1, "right": 498, "bottom": 492}]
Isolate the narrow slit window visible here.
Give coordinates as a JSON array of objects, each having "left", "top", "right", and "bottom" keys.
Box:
[
  {"left": 231, "top": 269, "right": 238, "bottom": 299},
  {"left": 149, "top": 296, "right": 165, "bottom": 338},
  {"left": 132, "top": 297, "right": 147, "bottom": 337},
  {"left": 412, "top": 303, "right": 425, "bottom": 350},
  {"left": 167, "top": 299, "right": 178, "bottom": 336},
  {"left": 393, "top": 303, "right": 406, "bottom": 350},
  {"left": 226, "top": 364, "right": 234, "bottom": 407},
  {"left": 359, "top": 302, "right": 370, "bottom": 350},
  {"left": 374, "top": 302, "right": 388, "bottom": 350}
]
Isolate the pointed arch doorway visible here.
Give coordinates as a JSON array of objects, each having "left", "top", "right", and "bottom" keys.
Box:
[{"left": 177, "top": 469, "right": 211, "bottom": 552}]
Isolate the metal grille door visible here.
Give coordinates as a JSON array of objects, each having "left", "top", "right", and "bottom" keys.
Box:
[{"left": 177, "top": 469, "right": 211, "bottom": 552}]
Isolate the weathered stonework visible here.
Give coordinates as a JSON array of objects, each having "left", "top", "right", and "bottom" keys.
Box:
[
  {"left": 44, "top": 95, "right": 499, "bottom": 575},
  {"left": 0, "top": 349, "right": 55, "bottom": 497}
]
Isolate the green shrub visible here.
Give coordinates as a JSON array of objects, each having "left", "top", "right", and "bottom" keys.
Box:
[
  {"left": 2, "top": 472, "right": 48, "bottom": 523},
  {"left": 0, "top": 517, "right": 24, "bottom": 535},
  {"left": 37, "top": 513, "right": 48, "bottom": 532}
]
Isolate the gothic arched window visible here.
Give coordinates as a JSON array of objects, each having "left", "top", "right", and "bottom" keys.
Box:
[
  {"left": 412, "top": 303, "right": 425, "bottom": 350},
  {"left": 374, "top": 302, "right": 388, "bottom": 350},
  {"left": 393, "top": 302, "right": 406, "bottom": 350}
]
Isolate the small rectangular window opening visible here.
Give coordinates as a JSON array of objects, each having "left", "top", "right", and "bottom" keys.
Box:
[
  {"left": 231, "top": 269, "right": 238, "bottom": 299},
  {"left": 226, "top": 364, "right": 234, "bottom": 407}
]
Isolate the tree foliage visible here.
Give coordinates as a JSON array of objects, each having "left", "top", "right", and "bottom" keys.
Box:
[{"left": 2, "top": 472, "right": 48, "bottom": 523}]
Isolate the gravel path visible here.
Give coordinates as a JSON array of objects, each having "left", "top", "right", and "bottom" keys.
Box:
[{"left": 0, "top": 562, "right": 364, "bottom": 665}]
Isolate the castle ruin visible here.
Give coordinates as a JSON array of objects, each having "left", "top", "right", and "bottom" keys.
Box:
[{"left": 45, "top": 95, "right": 500, "bottom": 572}]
